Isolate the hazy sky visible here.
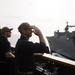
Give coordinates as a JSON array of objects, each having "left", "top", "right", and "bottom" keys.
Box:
[
  {"left": 0, "top": 0, "right": 75, "bottom": 46},
  {"left": 0, "top": 0, "right": 75, "bottom": 35}
]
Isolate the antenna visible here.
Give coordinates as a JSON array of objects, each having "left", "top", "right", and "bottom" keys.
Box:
[
  {"left": 65, "top": 22, "right": 75, "bottom": 32},
  {"left": 65, "top": 22, "right": 69, "bottom": 32}
]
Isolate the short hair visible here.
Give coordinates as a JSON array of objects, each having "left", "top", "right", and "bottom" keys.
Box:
[{"left": 18, "top": 22, "right": 33, "bottom": 33}]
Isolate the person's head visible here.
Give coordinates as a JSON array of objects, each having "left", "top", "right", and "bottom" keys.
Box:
[
  {"left": 18, "top": 22, "right": 34, "bottom": 39},
  {"left": 1, "top": 27, "right": 13, "bottom": 38}
]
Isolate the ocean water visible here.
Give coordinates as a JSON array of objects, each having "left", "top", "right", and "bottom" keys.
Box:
[
  {"left": 8, "top": 34, "right": 51, "bottom": 51},
  {"left": 8, "top": 34, "right": 40, "bottom": 47},
  {"left": 8, "top": 34, "right": 20, "bottom": 47}
]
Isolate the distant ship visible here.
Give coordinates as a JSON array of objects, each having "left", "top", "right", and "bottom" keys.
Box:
[
  {"left": 46, "top": 22, "right": 75, "bottom": 60},
  {"left": 35, "top": 22, "right": 75, "bottom": 75}
]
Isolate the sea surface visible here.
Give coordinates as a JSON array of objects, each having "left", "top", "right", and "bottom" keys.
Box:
[
  {"left": 8, "top": 34, "right": 41, "bottom": 47},
  {"left": 8, "top": 34, "right": 20, "bottom": 47},
  {"left": 8, "top": 34, "right": 51, "bottom": 51}
]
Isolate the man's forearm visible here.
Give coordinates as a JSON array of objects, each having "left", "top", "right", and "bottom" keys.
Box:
[{"left": 38, "top": 34, "right": 46, "bottom": 45}]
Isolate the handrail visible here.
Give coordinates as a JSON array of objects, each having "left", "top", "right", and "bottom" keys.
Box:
[{"left": 42, "top": 53, "right": 75, "bottom": 68}]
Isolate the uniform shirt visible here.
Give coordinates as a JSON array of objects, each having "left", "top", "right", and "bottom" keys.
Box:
[
  {"left": 0, "top": 36, "right": 11, "bottom": 61},
  {"left": 15, "top": 35, "right": 49, "bottom": 72}
]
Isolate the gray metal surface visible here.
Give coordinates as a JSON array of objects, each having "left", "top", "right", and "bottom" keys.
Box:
[{"left": 47, "top": 36, "right": 75, "bottom": 60}]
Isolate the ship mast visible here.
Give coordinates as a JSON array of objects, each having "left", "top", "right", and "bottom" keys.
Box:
[{"left": 65, "top": 22, "right": 75, "bottom": 32}]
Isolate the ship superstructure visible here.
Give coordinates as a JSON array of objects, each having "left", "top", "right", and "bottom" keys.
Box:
[{"left": 46, "top": 22, "right": 75, "bottom": 60}]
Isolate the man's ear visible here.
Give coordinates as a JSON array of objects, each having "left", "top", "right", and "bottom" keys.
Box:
[{"left": 22, "top": 29, "right": 26, "bottom": 34}]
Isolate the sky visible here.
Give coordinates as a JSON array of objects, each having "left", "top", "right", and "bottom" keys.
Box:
[{"left": 0, "top": 0, "right": 75, "bottom": 47}]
